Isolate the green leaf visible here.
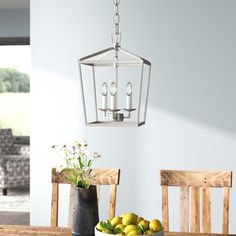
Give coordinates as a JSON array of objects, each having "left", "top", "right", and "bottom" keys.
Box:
[
  {"left": 114, "top": 228, "right": 121, "bottom": 234},
  {"left": 88, "top": 159, "right": 92, "bottom": 167},
  {"left": 100, "top": 220, "right": 114, "bottom": 231},
  {"left": 136, "top": 225, "right": 144, "bottom": 234},
  {"left": 78, "top": 156, "right": 84, "bottom": 168}
]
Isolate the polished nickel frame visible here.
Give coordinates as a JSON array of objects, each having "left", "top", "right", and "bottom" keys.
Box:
[{"left": 78, "top": 46, "right": 151, "bottom": 127}]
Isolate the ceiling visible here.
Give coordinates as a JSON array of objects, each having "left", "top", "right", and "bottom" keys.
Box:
[{"left": 0, "top": 0, "right": 29, "bottom": 10}]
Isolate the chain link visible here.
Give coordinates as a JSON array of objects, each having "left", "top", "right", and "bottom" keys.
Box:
[
  {"left": 112, "top": 0, "right": 121, "bottom": 47},
  {"left": 113, "top": 0, "right": 120, "bottom": 5}
]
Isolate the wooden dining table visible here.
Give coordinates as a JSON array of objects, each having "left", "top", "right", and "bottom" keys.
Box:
[{"left": 0, "top": 225, "right": 235, "bottom": 236}]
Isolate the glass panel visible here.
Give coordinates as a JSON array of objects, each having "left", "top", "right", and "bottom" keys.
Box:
[{"left": 0, "top": 45, "right": 30, "bottom": 136}]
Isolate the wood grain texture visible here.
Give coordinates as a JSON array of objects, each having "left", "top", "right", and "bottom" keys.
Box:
[
  {"left": 91, "top": 169, "right": 120, "bottom": 185},
  {"left": 51, "top": 168, "right": 120, "bottom": 227},
  {"left": 180, "top": 186, "right": 189, "bottom": 232},
  {"left": 191, "top": 187, "right": 200, "bottom": 233},
  {"left": 166, "top": 232, "right": 236, "bottom": 236},
  {"left": 160, "top": 170, "right": 232, "bottom": 234},
  {"left": 0, "top": 225, "right": 70, "bottom": 235},
  {"left": 109, "top": 184, "right": 117, "bottom": 218},
  {"left": 202, "top": 187, "right": 211, "bottom": 233},
  {"left": 161, "top": 170, "right": 232, "bottom": 187},
  {"left": 0, "top": 226, "right": 235, "bottom": 236},
  {"left": 51, "top": 183, "right": 59, "bottom": 227},
  {"left": 68, "top": 185, "right": 75, "bottom": 228},
  {"left": 52, "top": 168, "right": 120, "bottom": 185},
  {"left": 222, "top": 187, "right": 230, "bottom": 234},
  {"left": 162, "top": 186, "right": 169, "bottom": 231}
]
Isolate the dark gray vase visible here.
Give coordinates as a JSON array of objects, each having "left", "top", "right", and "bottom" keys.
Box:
[{"left": 72, "top": 185, "right": 99, "bottom": 236}]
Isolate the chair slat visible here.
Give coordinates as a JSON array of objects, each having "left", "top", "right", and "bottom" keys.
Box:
[
  {"left": 160, "top": 170, "right": 232, "bottom": 187},
  {"left": 68, "top": 185, "right": 75, "bottom": 227},
  {"left": 180, "top": 186, "right": 189, "bottom": 232},
  {"left": 162, "top": 186, "right": 169, "bottom": 231},
  {"left": 161, "top": 170, "right": 232, "bottom": 234},
  {"left": 202, "top": 187, "right": 211, "bottom": 233},
  {"left": 191, "top": 187, "right": 200, "bottom": 233},
  {"left": 222, "top": 187, "right": 230, "bottom": 234},
  {"left": 109, "top": 184, "right": 117, "bottom": 218},
  {"left": 51, "top": 183, "right": 59, "bottom": 227}
]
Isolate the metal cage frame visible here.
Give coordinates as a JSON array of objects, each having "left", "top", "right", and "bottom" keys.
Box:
[{"left": 78, "top": 46, "right": 151, "bottom": 127}]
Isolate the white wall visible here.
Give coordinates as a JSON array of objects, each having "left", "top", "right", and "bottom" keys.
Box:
[
  {"left": 31, "top": 0, "right": 236, "bottom": 232},
  {"left": 0, "top": 9, "right": 29, "bottom": 37}
]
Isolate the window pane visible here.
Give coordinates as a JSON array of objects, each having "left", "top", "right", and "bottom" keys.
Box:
[{"left": 0, "top": 45, "right": 30, "bottom": 135}]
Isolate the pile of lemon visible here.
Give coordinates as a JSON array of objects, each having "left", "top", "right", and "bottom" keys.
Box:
[{"left": 96, "top": 212, "right": 163, "bottom": 235}]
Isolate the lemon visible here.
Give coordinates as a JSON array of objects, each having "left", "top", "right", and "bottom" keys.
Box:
[
  {"left": 111, "top": 217, "right": 123, "bottom": 227},
  {"left": 138, "top": 220, "right": 149, "bottom": 231},
  {"left": 123, "top": 225, "right": 137, "bottom": 235},
  {"left": 137, "top": 216, "right": 144, "bottom": 224},
  {"left": 114, "top": 224, "right": 125, "bottom": 234},
  {"left": 122, "top": 213, "right": 138, "bottom": 226},
  {"left": 149, "top": 219, "right": 163, "bottom": 232},
  {"left": 144, "top": 229, "right": 155, "bottom": 235},
  {"left": 120, "top": 213, "right": 127, "bottom": 218},
  {"left": 127, "top": 229, "right": 140, "bottom": 236},
  {"left": 115, "top": 224, "right": 125, "bottom": 232}
]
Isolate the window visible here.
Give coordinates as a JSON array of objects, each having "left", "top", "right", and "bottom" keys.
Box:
[{"left": 0, "top": 45, "right": 30, "bottom": 136}]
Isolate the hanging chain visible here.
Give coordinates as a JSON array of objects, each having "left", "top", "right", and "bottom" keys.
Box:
[{"left": 112, "top": 0, "right": 121, "bottom": 48}]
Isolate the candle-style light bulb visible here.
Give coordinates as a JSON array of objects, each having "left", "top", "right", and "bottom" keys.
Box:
[
  {"left": 102, "top": 82, "right": 108, "bottom": 96},
  {"left": 126, "top": 82, "right": 132, "bottom": 96},
  {"left": 126, "top": 82, "right": 132, "bottom": 109},
  {"left": 101, "top": 82, "right": 108, "bottom": 110},
  {"left": 110, "top": 82, "right": 117, "bottom": 96},
  {"left": 110, "top": 82, "right": 117, "bottom": 110}
]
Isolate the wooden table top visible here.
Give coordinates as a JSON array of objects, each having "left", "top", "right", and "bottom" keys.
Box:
[
  {"left": 0, "top": 226, "right": 235, "bottom": 236},
  {"left": 0, "top": 225, "right": 69, "bottom": 235}
]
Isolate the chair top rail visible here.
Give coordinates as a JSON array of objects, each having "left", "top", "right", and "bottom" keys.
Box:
[
  {"left": 51, "top": 168, "right": 120, "bottom": 185},
  {"left": 160, "top": 170, "right": 232, "bottom": 187}
]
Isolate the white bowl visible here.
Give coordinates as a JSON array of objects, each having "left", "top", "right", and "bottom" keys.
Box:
[{"left": 95, "top": 228, "right": 164, "bottom": 236}]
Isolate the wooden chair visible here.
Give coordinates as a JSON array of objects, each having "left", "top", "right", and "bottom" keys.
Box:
[
  {"left": 160, "top": 170, "right": 232, "bottom": 234},
  {"left": 51, "top": 168, "right": 120, "bottom": 227}
]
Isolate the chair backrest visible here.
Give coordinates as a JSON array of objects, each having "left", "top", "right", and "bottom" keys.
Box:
[
  {"left": 51, "top": 168, "right": 120, "bottom": 227},
  {"left": 0, "top": 129, "right": 14, "bottom": 154},
  {"left": 160, "top": 170, "right": 232, "bottom": 234}
]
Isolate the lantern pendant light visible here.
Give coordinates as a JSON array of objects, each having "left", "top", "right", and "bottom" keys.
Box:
[{"left": 78, "top": 0, "right": 151, "bottom": 127}]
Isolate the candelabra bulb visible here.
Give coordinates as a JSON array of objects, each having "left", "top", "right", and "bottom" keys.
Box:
[
  {"left": 126, "top": 82, "right": 132, "bottom": 96},
  {"left": 101, "top": 82, "right": 108, "bottom": 96},
  {"left": 110, "top": 82, "right": 117, "bottom": 96}
]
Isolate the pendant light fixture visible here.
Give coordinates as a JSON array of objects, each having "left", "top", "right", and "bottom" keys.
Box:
[{"left": 78, "top": 0, "right": 151, "bottom": 127}]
